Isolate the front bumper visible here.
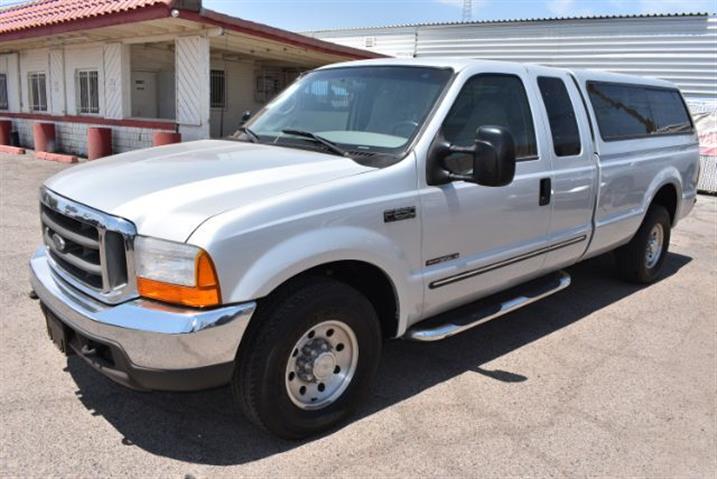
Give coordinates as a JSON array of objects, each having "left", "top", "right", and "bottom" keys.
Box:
[{"left": 30, "top": 247, "right": 256, "bottom": 391}]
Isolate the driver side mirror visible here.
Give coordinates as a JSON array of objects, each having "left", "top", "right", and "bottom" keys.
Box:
[
  {"left": 469, "top": 126, "right": 516, "bottom": 187},
  {"left": 429, "top": 126, "right": 517, "bottom": 187}
]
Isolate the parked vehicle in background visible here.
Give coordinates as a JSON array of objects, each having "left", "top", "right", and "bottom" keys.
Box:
[{"left": 30, "top": 59, "right": 699, "bottom": 439}]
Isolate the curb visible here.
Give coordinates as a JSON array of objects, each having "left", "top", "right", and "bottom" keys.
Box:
[
  {"left": 0, "top": 145, "right": 26, "bottom": 155},
  {"left": 35, "top": 151, "right": 78, "bottom": 164}
]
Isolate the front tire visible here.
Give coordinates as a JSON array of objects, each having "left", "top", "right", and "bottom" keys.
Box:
[
  {"left": 615, "top": 204, "right": 671, "bottom": 284},
  {"left": 232, "top": 277, "right": 382, "bottom": 439}
]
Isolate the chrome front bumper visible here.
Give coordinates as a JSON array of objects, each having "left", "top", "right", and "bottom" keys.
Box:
[{"left": 30, "top": 247, "right": 256, "bottom": 390}]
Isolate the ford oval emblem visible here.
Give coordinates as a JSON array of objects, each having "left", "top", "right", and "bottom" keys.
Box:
[{"left": 51, "top": 233, "right": 67, "bottom": 253}]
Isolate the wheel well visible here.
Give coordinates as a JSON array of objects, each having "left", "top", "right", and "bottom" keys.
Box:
[
  {"left": 651, "top": 184, "right": 678, "bottom": 225},
  {"left": 279, "top": 260, "right": 400, "bottom": 339}
]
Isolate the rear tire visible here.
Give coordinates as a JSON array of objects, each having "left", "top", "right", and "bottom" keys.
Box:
[
  {"left": 615, "top": 204, "right": 671, "bottom": 284},
  {"left": 232, "top": 277, "right": 382, "bottom": 439}
]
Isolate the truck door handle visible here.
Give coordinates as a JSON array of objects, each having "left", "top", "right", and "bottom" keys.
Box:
[{"left": 539, "top": 178, "right": 551, "bottom": 206}]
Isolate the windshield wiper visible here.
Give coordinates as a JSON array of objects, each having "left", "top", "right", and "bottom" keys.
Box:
[
  {"left": 235, "top": 126, "right": 260, "bottom": 143},
  {"left": 281, "top": 129, "right": 348, "bottom": 157}
]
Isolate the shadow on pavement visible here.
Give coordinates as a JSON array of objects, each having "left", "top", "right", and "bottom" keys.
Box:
[{"left": 66, "top": 251, "right": 692, "bottom": 465}]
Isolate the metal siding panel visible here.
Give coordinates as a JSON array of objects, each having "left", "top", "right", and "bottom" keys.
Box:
[
  {"left": 307, "top": 28, "right": 417, "bottom": 58},
  {"left": 314, "top": 15, "right": 717, "bottom": 100},
  {"left": 415, "top": 16, "right": 717, "bottom": 100}
]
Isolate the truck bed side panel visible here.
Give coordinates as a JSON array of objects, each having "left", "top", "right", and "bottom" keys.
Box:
[
  {"left": 586, "top": 137, "right": 698, "bottom": 257},
  {"left": 570, "top": 70, "right": 700, "bottom": 259}
]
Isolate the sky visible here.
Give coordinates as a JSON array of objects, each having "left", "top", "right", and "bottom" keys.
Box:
[{"left": 200, "top": 0, "right": 716, "bottom": 31}]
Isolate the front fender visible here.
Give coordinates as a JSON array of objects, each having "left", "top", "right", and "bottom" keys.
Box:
[
  {"left": 187, "top": 156, "right": 422, "bottom": 336},
  {"left": 227, "top": 226, "right": 421, "bottom": 337}
]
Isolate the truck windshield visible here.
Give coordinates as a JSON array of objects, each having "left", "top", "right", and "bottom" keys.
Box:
[{"left": 245, "top": 66, "right": 453, "bottom": 160}]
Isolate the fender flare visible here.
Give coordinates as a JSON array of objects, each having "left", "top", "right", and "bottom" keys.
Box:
[{"left": 640, "top": 167, "right": 682, "bottom": 226}]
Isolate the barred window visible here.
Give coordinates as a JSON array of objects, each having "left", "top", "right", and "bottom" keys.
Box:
[
  {"left": 0, "top": 74, "right": 8, "bottom": 110},
  {"left": 210, "top": 69, "right": 225, "bottom": 108},
  {"left": 28, "top": 72, "right": 47, "bottom": 112},
  {"left": 76, "top": 70, "right": 99, "bottom": 114}
]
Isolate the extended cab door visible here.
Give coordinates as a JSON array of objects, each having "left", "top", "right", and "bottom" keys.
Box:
[
  {"left": 527, "top": 67, "right": 598, "bottom": 270},
  {"left": 419, "top": 64, "right": 554, "bottom": 318}
]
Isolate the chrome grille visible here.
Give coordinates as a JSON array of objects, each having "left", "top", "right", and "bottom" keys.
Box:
[
  {"left": 40, "top": 187, "right": 138, "bottom": 304},
  {"left": 42, "top": 205, "right": 103, "bottom": 288}
]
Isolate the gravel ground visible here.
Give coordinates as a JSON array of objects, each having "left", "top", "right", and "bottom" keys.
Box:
[{"left": 1, "top": 153, "right": 715, "bottom": 478}]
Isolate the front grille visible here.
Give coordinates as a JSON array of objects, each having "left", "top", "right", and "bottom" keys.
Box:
[
  {"left": 42, "top": 205, "right": 103, "bottom": 288},
  {"left": 40, "top": 187, "right": 137, "bottom": 304}
]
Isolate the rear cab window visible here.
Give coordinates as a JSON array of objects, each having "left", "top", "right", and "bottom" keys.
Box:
[
  {"left": 586, "top": 81, "right": 693, "bottom": 142},
  {"left": 537, "top": 76, "right": 582, "bottom": 156}
]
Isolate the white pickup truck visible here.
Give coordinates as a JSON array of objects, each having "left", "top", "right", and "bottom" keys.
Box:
[{"left": 30, "top": 58, "right": 699, "bottom": 438}]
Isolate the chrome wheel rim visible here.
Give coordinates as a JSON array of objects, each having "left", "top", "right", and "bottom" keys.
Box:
[
  {"left": 285, "top": 320, "right": 359, "bottom": 410},
  {"left": 645, "top": 223, "right": 664, "bottom": 269}
]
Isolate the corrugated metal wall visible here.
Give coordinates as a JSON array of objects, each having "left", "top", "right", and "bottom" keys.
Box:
[
  {"left": 308, "top": 14, "right": 717, "bottom": 101},
  {"left": 310, "top": 27, "right": 417, "bottom": 58}
]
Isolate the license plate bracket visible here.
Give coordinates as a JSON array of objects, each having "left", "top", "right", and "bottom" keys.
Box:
[{"left": 45, "top": 311, "right": 71, "bottom": 356}]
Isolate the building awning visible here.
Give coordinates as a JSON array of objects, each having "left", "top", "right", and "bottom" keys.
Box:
[{"left": 0, "top": 0, "right": 380, "bottom": 61}]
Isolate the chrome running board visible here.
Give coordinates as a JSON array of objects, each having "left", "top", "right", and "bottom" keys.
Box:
[{"left": 405, "top": 270, "right": 571, "bottom": 342}]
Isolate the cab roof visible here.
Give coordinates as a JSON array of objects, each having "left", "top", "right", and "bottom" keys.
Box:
[{"left": 318, "top": 57, "right": 678, "bottom": 90}]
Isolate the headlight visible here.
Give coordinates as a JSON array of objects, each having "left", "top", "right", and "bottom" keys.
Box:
[{"left": 134, "top": 236, "right": 221, "bottom": 308}]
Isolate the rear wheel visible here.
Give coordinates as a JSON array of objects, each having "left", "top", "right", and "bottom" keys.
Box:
[
  {"left": 615, "top": 204, "right": 671, "bottom": 284},
  {"left": 232, "top": 277, "right": 382, "bottom": 439}
]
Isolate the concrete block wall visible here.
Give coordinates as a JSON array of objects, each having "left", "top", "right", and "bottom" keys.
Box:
[
  {"left": 111, "top": 126, "right": 164, "bottom": 154},
  {"left": 13, "top": 118, "right": 33, "bottom": 148},
  {"left": 55, "top": 122, "right": 88, "bottom": 155},
  {"left": 2, "top": 117, "right": 171, "bottom": 157}
]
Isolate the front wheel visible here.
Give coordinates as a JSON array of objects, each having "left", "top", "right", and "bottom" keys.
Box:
[
  {"left": 232, "top": 277, "right": 382, "bottom": 439},
  {"left": 615, "top": 204, "right": 671, "bottom": 284}
]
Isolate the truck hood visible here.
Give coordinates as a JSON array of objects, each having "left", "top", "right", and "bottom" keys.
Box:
[{"left": 45, "top": 140, "right": 374, "bottom": 242}]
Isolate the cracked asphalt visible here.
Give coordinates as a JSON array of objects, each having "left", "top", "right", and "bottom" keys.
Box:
[{"left": 1, "top": 153, "right": 715, "bottom": 477}]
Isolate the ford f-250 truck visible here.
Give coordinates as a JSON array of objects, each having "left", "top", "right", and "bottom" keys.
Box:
[{"left": 30, "top": 58, "right": 699, "bottom": 439}]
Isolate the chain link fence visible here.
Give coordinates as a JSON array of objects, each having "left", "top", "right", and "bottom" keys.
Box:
[{"left": 689, "top": 101, "right": 716, "bottom": 194}]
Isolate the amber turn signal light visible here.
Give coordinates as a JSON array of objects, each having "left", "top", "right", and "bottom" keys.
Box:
[{"left": 137, "top": 250, "right": 221, "bottom": 308}]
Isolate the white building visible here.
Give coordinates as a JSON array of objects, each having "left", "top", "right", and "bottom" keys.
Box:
[
  {"left": 307, "top": 13, "right": 717, "bottom": 109},
  {"left": 0, "top": 0, "right": 377, "bottom": 156}
]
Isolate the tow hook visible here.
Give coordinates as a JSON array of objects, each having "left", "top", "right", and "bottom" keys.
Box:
[{"left": 80, "top": 344, "right": 97, "bottom": 357}]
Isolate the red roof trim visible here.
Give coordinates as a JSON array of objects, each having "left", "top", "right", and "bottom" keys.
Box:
[
  {"left": 180, "top": 9, "right": 383, "bottom": 60},
  {"left": 0, "top": 3, "right": 172, "bottom": 42},
  {"left": 1, "top": 112, "right": 176, "bottom": 130}
]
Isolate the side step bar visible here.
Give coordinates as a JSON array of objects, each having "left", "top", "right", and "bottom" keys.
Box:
[{"left": 405, "top": 270, "right": 571, "bottom": 342}]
